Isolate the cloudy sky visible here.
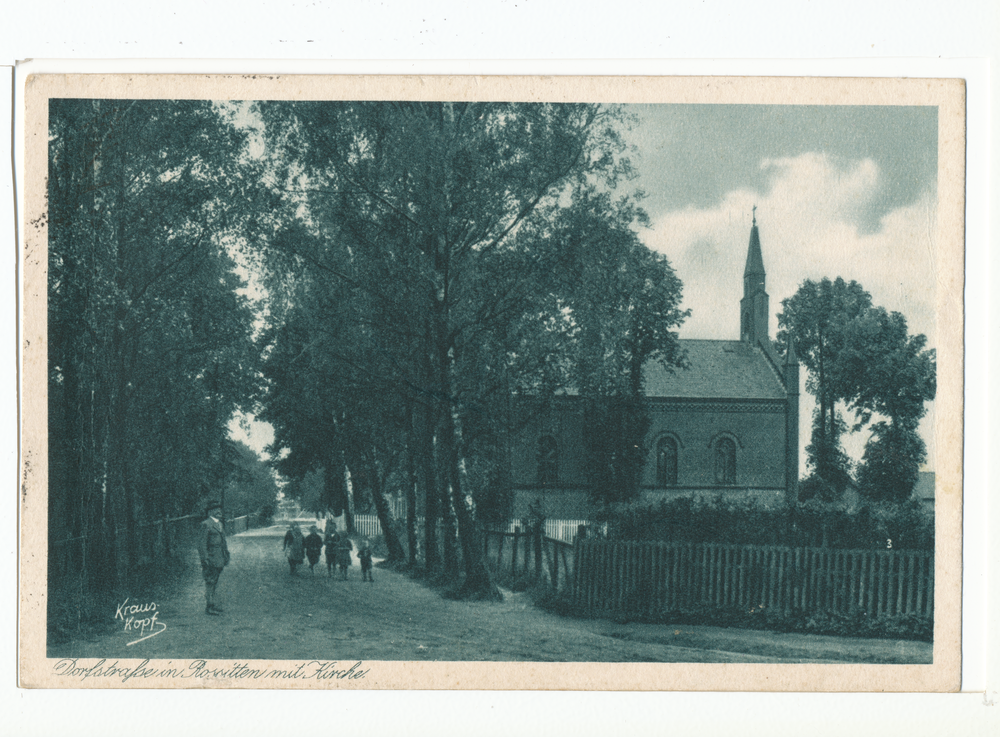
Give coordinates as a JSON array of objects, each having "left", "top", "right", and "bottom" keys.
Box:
[{"left": 627, "top": 104, "right": 938, "bottom": 468}]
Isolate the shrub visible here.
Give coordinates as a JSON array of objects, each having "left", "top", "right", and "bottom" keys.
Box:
[
  {"left": 603, "top": 496, "right": 932, "bottom": 550},
  {"left": 257, "top": 502, "right": 275, "bottom": 525}
]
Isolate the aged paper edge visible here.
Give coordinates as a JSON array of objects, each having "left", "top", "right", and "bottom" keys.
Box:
[{"left": 19, "top": 74, "right": 965, "bottom": 691}]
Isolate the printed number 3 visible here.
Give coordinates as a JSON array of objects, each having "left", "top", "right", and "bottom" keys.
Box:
[{"left": 887, "top": 538, "right": 892, "bottom": 549}]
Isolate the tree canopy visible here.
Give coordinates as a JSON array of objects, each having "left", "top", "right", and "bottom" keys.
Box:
[
  {"left": 778, "top": 278, "right": 935, "bottom": 503},
  {"left": 48, "top": 99, "right": 261, "bottom": 590},
  {"left": 49, "top": 98, "right": 689, "bottom": 600},
  {"left": 250, "top": 101, "right": 687, "bottom": 597}
]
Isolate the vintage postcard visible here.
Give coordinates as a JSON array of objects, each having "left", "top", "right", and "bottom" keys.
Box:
[{"left": 20, "top": 74, "right": 964, "bottom": 690}]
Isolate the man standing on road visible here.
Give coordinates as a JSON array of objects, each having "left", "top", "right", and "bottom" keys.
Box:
[{"left": 198, "top": 500, "right": 230, "bottom": 616}]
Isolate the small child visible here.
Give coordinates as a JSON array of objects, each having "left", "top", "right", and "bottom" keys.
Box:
[
  {"left": 335, "top": 534, "right": 353, "bottom": 580},
  {"left": 324, "top": 528, "right": 338, "bottom": 578},
  {"left": 358, "top": 539, "right": 374, "bottom": 582},
  {"left": 304, "top": 525, "right": 323, "bottom": 574}
]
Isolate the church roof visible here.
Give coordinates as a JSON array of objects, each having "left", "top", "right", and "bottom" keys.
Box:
[{"left": 643, "top": 339, "right": 787, "bottom": 400}]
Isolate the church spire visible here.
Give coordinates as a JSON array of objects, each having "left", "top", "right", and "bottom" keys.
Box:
[
  {"left": 784, "top": 335, "right": 798, "bottom": 365},
  {"left": 744, "top": 207, "right": 766, "bottom": 287},
  {"left": 740, "top": 210, "right": 769, "bottom": 345}
]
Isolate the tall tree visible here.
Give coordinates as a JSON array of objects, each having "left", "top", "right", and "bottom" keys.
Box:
[
  {"left": 254, "top": 101, "right": 651, "bottom": 599},
  {"left": 544, "top": 191, "right": 688, "bottom": 505},
  {"left": 257, "top": 271, "right": 409, "bottom": 559},
  {"left": 48, "top": 99, "right": 259, "bottom": 590},
  {"left": 777, "top": 278, "right": 872, "bottom": 498},
  {"left": 838, "top": 308, "right": 936, "bottom": 502},
  {"left": 779, "top": 280, "right": 935, "bottom": 503}
]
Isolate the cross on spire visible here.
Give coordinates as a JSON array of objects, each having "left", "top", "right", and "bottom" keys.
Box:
[{"left": 752, "top": 204, "right": 757, "bottom": 225}]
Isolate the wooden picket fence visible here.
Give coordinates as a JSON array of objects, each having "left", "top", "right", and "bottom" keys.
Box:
[
  {"left": 572, "top": 540, "right": 934, "bottom": 618},
  {"left": 483, "top": 528, "right": 575, "bottom": 591},
  {"left": 225, "top": 513, "right": 261, "bottom": 535},
  {"left": 503, "top": 519, "right": 603, "bottom": 543},
  {"left": 50, "top": 511, "right": 272, "bottom": 581},
  {"left": 352, "top": 514, "right": 383, "bottom": 539}
]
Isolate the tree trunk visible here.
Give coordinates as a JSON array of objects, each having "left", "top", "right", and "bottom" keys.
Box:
[
  {"left": 366, "top": 448, "right": 407, "bottom": 563},
  {"left": 441, "top": 485, "right": 460, "bottom": 578},
  {"left": 438, "top": 342, "right": 501, "bottom": 600},
  {"left": 437, "top": 413, "right": 460, "bottom": 579},
  {"left": 423, "top": 100, "right": 499, "bottom": 599},
  {"left": 417, "top": 400, "right": 440, "bottom": 575},
  {"left": 443, "top": 403, "right": 502, "bottom": 601},
  {"left": 404, "top": 427, "right": 419, "bottom": 567},
  {"left": 342, "top": 459, "right": 356, "bottom": 534}
]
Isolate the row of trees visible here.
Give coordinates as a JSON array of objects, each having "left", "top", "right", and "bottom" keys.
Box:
[
  {"left": 250, "top": 102, "right": 690, "bottom": 599},
  {"left": 48, "top": 100, "right": 263, "bottom": 591},
  {"left": 222, "top": 440, "right": 282, "bottom": 520},
  {"left": 48, "top": 99, "right": 689, "bottom": 599},
  {"left": 48, "top": 99, "right": 933, "bottom": 601},
  {"left": 777, "top": 277, "right": 936, "bottom": 504}
]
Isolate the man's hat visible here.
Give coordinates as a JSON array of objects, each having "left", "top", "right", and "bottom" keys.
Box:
[{"left": 205, "top": 500, "right": 222, "bottom": 513}]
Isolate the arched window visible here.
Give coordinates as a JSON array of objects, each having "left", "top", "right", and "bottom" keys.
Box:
[
  {"left": 537, "top": 435, "right": 558, "bottom": 485},
  {"left": 656, "top": 436, "right": 678, "bottom": 486},
  {"left": 714, "top": 437, "right": 736, "bottom": 485}
]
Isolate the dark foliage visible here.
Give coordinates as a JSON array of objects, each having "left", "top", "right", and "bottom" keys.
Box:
[
  {"left": 535, "top": 590, "right": 932, "bottom": 643},
  {"left": 582, "top": 397, "right": 651, "bottom": 506},
  {"left": 48, "top": 99, "right": 260, "bottom": 594},
  {"left": 856, "top": 421, "right": 927, "bottom": 503},
  {"left": 603, "top": 497, "right": 933, "bottom": 550},
  {"left": 801, "top": 409, "right": 855, "bottom": 501}
]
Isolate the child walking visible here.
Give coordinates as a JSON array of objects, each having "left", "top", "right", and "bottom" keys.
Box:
[
  {"left": 335, "top": 534, "right": 353, "bottom": 580},
  {"left": 324, "top": 526, "right": 338, "bottom": 578},
  {"left": 283, "top": 522, "right": 305, "bottom": 575},
  {"left": 358, "top": 539, "right": 374, "bottom": 582},
  {"left": 304, "top": 525, "right": 323, "bottom": 574}
]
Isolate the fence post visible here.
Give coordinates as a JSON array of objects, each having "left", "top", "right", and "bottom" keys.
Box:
[
  {"left": 534, "top": 528, "right": 543, "bottom": 582},
  {"left": 916, "top": 553, "right": 925, "bottom": 615},
  {"left": 895, "top": 552, "right": 906, "bottom": 616},
  {"left": 512, "top": 526, "right": 520, "bottom": 580},
  {"left": 573, "top": 537, "right": 584, "bottom": 606},
  {"left": 523, "top": 530, "right": 531, "bottom": 579},
  {"left": 553, "top": 540, "right": 560, "bottom": 589}
]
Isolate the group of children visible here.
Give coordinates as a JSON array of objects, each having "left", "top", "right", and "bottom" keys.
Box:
[{"left": 282, "top": 521, "right": 374, "bottom": 581}]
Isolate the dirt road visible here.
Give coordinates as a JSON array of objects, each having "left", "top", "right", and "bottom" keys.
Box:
[{"left": 50, "top": 528, "right": 931, "bottom": 664}]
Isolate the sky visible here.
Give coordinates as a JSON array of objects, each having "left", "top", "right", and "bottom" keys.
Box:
[
  {"left": 232, "top": 102, "right": 940, "bottom": 472},
  {"left": 626, "top": 104, "right": 938, "bottom": 469}
]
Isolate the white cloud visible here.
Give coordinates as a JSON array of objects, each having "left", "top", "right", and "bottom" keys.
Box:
[
  {"left": 643, "top": 152, "right": 937, "bottom": 471},
  {"left": 645, "top": 151, "right": 936, "bottom": 346}
]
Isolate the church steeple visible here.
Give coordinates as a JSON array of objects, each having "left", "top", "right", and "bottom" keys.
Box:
[{"left": 740, "top": 208, "right": 770, "bottom": 345}]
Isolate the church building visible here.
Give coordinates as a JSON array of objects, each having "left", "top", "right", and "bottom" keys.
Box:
[{"left": 511, "top": 216, "right": 800, "bottom": 519}]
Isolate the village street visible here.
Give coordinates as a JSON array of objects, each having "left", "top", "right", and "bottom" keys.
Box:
[{"left": 50, "top": 528, "right": 932, "bottom": 665}]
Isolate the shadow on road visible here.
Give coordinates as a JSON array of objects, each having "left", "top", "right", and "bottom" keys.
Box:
[{"left": 49, "top": 529, "right": 932, "bottom": 664}]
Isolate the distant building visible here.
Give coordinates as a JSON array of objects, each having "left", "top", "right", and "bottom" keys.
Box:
[
  {"left": 511, "top": 216, "right": 800, "bottom": 518},
  {"left": 912, "top": 471, "right": 935, "bottom": 512}
]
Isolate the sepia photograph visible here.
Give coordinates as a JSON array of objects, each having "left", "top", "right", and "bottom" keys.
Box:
[{"left": 19, "top": 74, "right": 964, "bottom": 690}]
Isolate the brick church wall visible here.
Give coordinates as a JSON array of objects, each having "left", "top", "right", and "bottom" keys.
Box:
[{"left": 510, "top": 398, "right": 788, "bottom": 520}]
